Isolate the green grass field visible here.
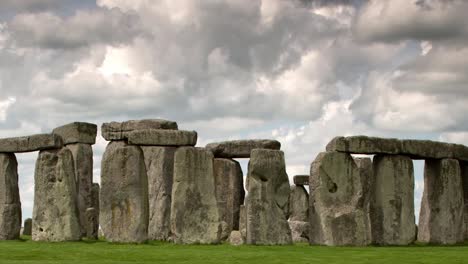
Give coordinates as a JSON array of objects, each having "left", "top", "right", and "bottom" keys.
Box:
[{"left": 0, "top": 237, "right": 467, "bottom": 264}]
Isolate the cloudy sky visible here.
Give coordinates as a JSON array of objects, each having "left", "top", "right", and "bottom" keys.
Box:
[{"left": 1, "top": 0, "right": 467, "bottom": 221}]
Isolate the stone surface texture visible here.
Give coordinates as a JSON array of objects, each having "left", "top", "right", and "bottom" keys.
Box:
[
  {"left": 289, "top": 221, "right": 309, "bottom": 243},
  {"left": 288, "top": 185, "right": 309, "bottom": 222},
  {"left": 418, "top": 158, "right": 464, "bottom": 244},
  {"left": 141, "top": 146, "right": 176, "bottom": 241},
  {"left": 239, "top": 205, "right": 246, "bottom": 240},
  {"left": 0, "top": 153, "right": 21, "bottom": 240},
  {"left": 170, "top": 147, "right": 221, "bottom": 244},
  {"left": 128, "top": 129, "right": 197, "bottom": 146},
  {"left": 32, "top": 148, "right": 81, "bottom": 242},
  {"left": 53, "top": 122, "right": 97, "bottom": 145},
  {"left": 371, "top": 155, "right": 416, "bottom": 245},
  {"left": 206, "top": 139, "right": 281, "bottom": 158},
  {"left": 228, "top": 231, "right": 244, "bottom": 246},
  {"left": 462, "top": 162, "right": 468, "bottom": 240},
  {"left": 246, "top": 149, "right": 292, "bottom": 245},
  {"left": 0, "top": 133, "right": 63, "bottom": 153},
  {"left": 309, "top": 151, "right": 371, "bottom": 246},
  {"left": 66, "top": 143, "right": 93, "bottom": 237},
  {"left": 213, "top": 158, "right": 245, "bottom": 240},
  {"left": 293, "top": 175, "right": 309, "bottom": 185},
  {"left": 85, "top": 208, "right": 98, "bottom": 240},
  {"left": 100, "top": 141, "right": 148, "bottom": 243},
  {"left": 326, "top": 136, "right": 468, "bottom": 161},
  {"left": 23, "top": 218, "right": 32, "bottom": 236},
  {"left": 101, "top": 119, "right": 178, "bottom": 141}
]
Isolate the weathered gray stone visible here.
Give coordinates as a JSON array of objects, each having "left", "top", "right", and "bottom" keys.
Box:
[
  {"left": 288, "top": 185, "right": 308, "bottom": 222},
  {"left": 53, "top": 122, "right": 97, "bottom": 145},
  {"left": 0, "top": 153, "right": 21, "bottom": 240},
  {"left": 371, "top": 155, "right": 416, "bottom": 245},
  {"left": 66, "top": 143, "right": 93, "bottom": 237},
  {"left": 100, "top": 141, "right": 148, "bottom": 243},
  {"left": 32, "top": 148, "right": 81, "bottom": 241},
  {"left": 85, "top": 208, "right": 98, "bottom": 240},
  {"left": 326, "top": 136, "right": 468, "bottom": 161},
  {"left": 91, "top": 183, "right": 100, "bottom": 216},
  {"left": 309, "top": 151, "right": 371, "bottom": 246},
  {"left": 23, "top": 218, "right": 32, "bottom": 236},
  {"left": 289, "top": 221, "right": 309, "bottom": 243},
  {"left": 461, "top": 162, "right": 468, "bottom": 240},
  {"left": 213, "top": 158, "right": 245, "bottom": 240},
  {"left": 206, "top": 139, "right": 281, "bottom": 158},
  {"left": 90, "top": 183, "right": 99, "bottom": 239},
  {"left": 171, "top": 147, "right": 221, "bottom": 244},
  {"left": 293, "top": 175, "right": 309, "bottom": 186},
  {"left": 101, "top": 119, "right": 178, "bottom": 141},
  {"left": 239, "top": 205, "right": 246, "bottom": 240},
  {"left": 418, "top": 158, "right": 464, "bottom": 244},
  {"left": 128, "top": 129, "right": 197, "bottom": 147},
  {"left": 0, "top": 133, "right": 63, "bottom": 153},
  {"left": 228, "top": 231, "right": 244, "bottom": 246},
  {"left": 246, "top": 149, "right": 292, "bottom": 245},
  {"left": 141, "top": 146, "right": 176, "bottom": 241}
]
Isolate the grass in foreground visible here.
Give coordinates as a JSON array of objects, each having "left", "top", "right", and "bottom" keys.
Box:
[{"left": 0, "top": 237, "right": 467, "bottom": 264}]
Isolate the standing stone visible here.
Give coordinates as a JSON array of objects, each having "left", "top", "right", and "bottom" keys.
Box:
[
  {"left": 239, "top": 205, "right": 246, "bottom": 240},
  {"left": 461, "top": 162, "right": 468, "bottom": 240},
  {"left": 23, "top": 218, "right": 32, "bottom": 236},
  {"left": 100, "top": 141, "right": 148, "bottom": 243},
  {"left": 0, "top": 153, "right": 21, "bottom": 240},
  {"left": 91, "top": 183, "right": 100, "bottom": 218},
  {"left": 32, "top": 148, "right": 81, "bottom": 241},
  {"left": 85, "top": 208, "right": 98, "bottom": 240},
  {"left": 289, "top": 221, "right": 309, "bottom": 243},
  {"left": 141, "top": 146, "right": 176, "bottom": 241},
  {"left": 309, "top": 151, "right": 371, "bottom": 246},
  {"left": 418, "top": 158, "right": 464, "bottom": 244},
  {"left": 371, "top": 155, "right": 415, "bottom": 245},
  {"left": 66, "top": 143, "right": 93, "bottom": 237},
  {"left": 246, "top": 149, "right": 292, "bottom": 245},
  {"left": 213, "top": 158, "right": 245, "bottom": 240},
  {"left": 228, "top": 230, "right": 244, "bottom": 245},
  {"left": 288, "top": 185, "right": 309, "bottom": 222},
  {"left": 171, "top": 147, "right": 221, "bottom": 244}
]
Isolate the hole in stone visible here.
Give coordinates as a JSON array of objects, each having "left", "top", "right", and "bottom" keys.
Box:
[
  {"left": 328, "top": 182, "right": 337, "bottom": 193},
  {"left": 39, "top": 228, "right": 43, "bottom": 232}
]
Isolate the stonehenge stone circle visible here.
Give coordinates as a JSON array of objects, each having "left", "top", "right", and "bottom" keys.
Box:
[
  {"left": 32, "top": 148, "right": 81, "bottom": 242},
  {"left": 0, "top": 153, "right": 21, "bottom": 240},
  {"left": 0, "top": 133, "right": 63, "bottom": 153},
  {"left": 128, "top": 129, "right": 197, "bottom": 146},
  {"left": 142, "top": 146, "right": 176, "bottom": 241},
  {"left": 246, "top": 149, "right": 292, "bottom": 245},
  {"left": 309, "top": 151, "right": 371, "bottom": 246},
  {"left": 293, "top": 175, "right": 309, "bottom": 185},
  {"left": 66, "top": 143, "right": 93, "bottom": 237},
  {"left": 102, "top": 119, "right": 178, "bottom": 141},
  {"left": 171, "top": 147, "right": 221, "bottom": 244},
  {"left": 23, "top": 218, "right": 32, "bottom": 236},
  {"left": 418, "top": 158, "right": 464, "bottom": 244},
  {"left": 100, "top": 141, "right": 149, "bottom": 243},
  {"left": 206, "top": 139, "right": 281, "bottom": 158},
  {"left": 327, "top": 136, "right": 468, "bottom": 161},
  {"left": 53, "top": 122, "right": 98, "bottom": 145},
  {"left": 213, "top": 158, "right": 245, "bottom": 240},
  {"left": 289, "top": 185, "right": 309, "bottom": 222},
  {"left": 371, "top": 155, "right": 416, "bottom": 245}
]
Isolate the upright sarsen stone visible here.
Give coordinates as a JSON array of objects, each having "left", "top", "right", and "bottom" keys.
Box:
[
  {"left": 171, "top": 147, "right": 221, "bottom": 244},
  {"left": 141, "top": 146, "right": 176, "bottom": 241},
  {"left": 462, "top": 162, "right": 468, "bottom": 240},
  {"left": 23, "top": 218, "right": 32, "bottom": 236},
  {"left": 32, "top": 148, "right": 81, "bottom": 241},
  {"left": 371, "top": 155, "right": 415, "bottom": 245},
  {"left": 288, "top": 185, "right": 308, "bottom": 222},
  {"left": 309, "top": 152, "right": 371, "bottom": 246},
  {"left": 213, "top": 158, "right": 245, "bottom": 240},
  {"left": 66, "top": 143, "right": 93, "bottom": 237},
  {"left": 418, "top": 158, "right": 464, "bottom": 244},
  {"left": 0, "top": 153, "right": 21, "bottom": 240},
  {"left": 246, "top": 149, "right": 291, "bottom": 245},
  {"left": 100, "top": 141, "right": 148, "bottom": 243}
]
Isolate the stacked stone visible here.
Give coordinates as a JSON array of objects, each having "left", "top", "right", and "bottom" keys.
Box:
[
  {"left": 206, "top": 139, "right": 283, "bottom": 245},
  {"left": 53, "top": 122, "right": 98, "bottom": 239},
  {"left": 0, "top": 132, "right": 73, "bottom": 241},
  {"left": 100, "top": 119, "right": 197, "bottom": 243},
  {"left": 288, "top": 175, "right": 309, "bottom": 243},
  {"left": 325, "top": 135, "right": 468, "bottom": 245}
]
